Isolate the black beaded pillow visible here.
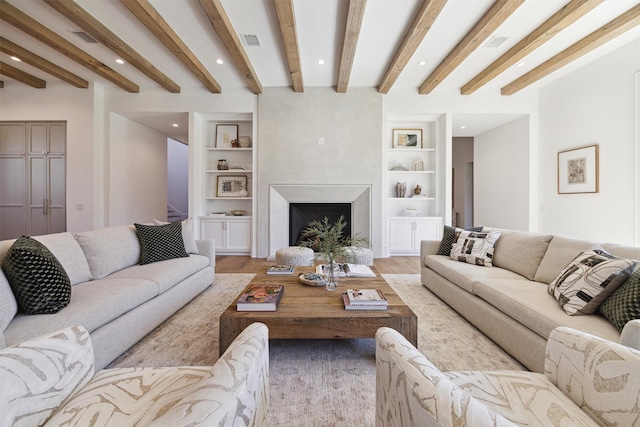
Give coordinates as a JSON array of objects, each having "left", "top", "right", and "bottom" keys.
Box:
[
  {"left": 599, "top": 267, "right": 640, "bottom": 331},
  {"left": 1, "top": 236, "right": 71, "bottom": 314},
  {"left": 134, "top": 221, "right": 189, "bottom": 265}
]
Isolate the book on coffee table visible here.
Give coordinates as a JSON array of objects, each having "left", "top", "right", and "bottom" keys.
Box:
[
  {"left": 346, "top": 288, "right": 388, "bottom": 306},
  {"left": 266, "top": 265, "right": 294, "bottom": 275},
  {"left": 237, "top": 284, "right": 284, "bottom": 311},
  {"left": 342, "top": 293, "right": 387, "bottom": 310},
  {"left": 315, "top": 263, "right": 376, "bottom": 278}
]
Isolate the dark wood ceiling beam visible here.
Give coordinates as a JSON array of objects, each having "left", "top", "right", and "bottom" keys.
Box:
[
  {"left": 0, "top": 61, "right": 46, "bottom": 88},
  {"left": 502, "top": 3, "right": 640, "bottom": 95},
  {"left": 378, "top": 0, "right": 447, "bottom": 94},
  {"left": 120, "top": 0, "right": 221, "bottom": 93},
  {"left": 0, "top": 0, "right": 138, "bottom": 92},
  {"left": 419, "top": 0, "right": 524, "bottom": 94},
  {"left": 337, "top": 0, "right": 367, "bottom": 93},
  {"left": 197, "top": 0, "right": 262, "bottom": 94},
  {"left": 274, "top": 0, "right": 303, "bottom": 92},
  {"left": 0, "top": 37, "right": 88, "bottom": 88},
  {"left": 44, "top": 0, "right": 180, "bottom": 93},
  {"left": 462, "top": 0, "right": 603, "bottom": 95}
]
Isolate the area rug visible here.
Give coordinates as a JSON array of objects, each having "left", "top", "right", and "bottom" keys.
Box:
[{"left": 108, "top": 273, "right": 526, "bottom": 426}]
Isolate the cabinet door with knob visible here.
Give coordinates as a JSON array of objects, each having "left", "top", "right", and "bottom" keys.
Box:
[
  {"left": 200, "top": 217, "right": 251, "bottom": 254},
  {"left": 389, "top": 217, "right": 442, "bottom": 255}
]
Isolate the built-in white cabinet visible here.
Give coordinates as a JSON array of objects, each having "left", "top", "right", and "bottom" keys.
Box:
[
  {"left": 200, "top": 217, "right": 251, "bottom": 254},
  {"left": 389, "top": 217, "right": 442, "bottom": 255},
  {"left": 385, "top": 114, "right": 443, "bottom": 256}
]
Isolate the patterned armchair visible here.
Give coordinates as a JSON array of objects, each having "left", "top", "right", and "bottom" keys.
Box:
[
  {"left": 376, "top": 326, "right": 640, "bottom": 426},
  {"left": 0, "top": 322, "right": 269, "bottom": 426}
]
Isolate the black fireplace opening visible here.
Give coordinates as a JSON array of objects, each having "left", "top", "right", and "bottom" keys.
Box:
[{"left": 289, "top": 203, "right": 352, "bottom": 249}]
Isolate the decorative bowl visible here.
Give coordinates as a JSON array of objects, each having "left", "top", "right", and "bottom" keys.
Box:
[
  {"left": 230, "top": 210, "right": 247, "bottom": 216},
  {"left": 298, "top": 272, "right": 327, "bottom": 287}
]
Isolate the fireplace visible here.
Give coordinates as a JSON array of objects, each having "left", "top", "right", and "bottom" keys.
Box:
[{"left": 289, "top": 203, "right": 351, "bottom": 248}]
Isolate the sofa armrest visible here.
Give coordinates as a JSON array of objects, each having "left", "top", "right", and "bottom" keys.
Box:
[
  {"left": 620, "top": 319, "right": 640, "bottom": 350},
  {"left": 545, "top": 326, "right": 640, "bottom": 426},
  {"left": 420, "top": 240, "right": 440, "bottom": 261},
  {"left": 375, "top": 327, "right": 516, "bottom": 427},
  {"left": 196, "top": 239, "right": 215, "bottom": 268},
  {"left": 0, "top": 326, "right": 94, "bottom": 426}
]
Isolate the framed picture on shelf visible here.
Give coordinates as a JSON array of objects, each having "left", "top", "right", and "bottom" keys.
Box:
[
  {"left": 557, "top": 144, "right": 599, "bottom": 194},
  {"left": 392, "top": 129, "right": 422, "bottom": 148},
  {"left": 215, "top": 124, "right": 239, "bottom": 148},
  {"left": 216, "top": 175, "right": 247, "bottom": 197}
]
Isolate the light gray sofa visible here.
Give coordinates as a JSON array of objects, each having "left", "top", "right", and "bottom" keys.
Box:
[
  {"left": 421, "top": 227, "right": 640, "bottom": 373},
  {"left": 0, "top": 223, "right": 215, "bottom": 370}
]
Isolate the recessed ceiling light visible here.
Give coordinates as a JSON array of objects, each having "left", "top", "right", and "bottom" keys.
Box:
[
  {"left": 216, "top": 58, "right": 224, "bottom": 65},
  {"left": 10, "top": 56, "right": 21, "bottom": 62},
  {"left": 115, "top": 58, "right": 125, "bottom": 64},
  {"left": 172, "top": 123, "right": 179, "bottom": 128},
  {"left": 317, "top": 59, "right": 325, "bottom": 65},
  {"left": 517, "top": 62, "right": 525, "bottom": 67},
  {"left": 418, "top": 61, "right": 426, "bottom": 66},
  {"left": 460, "top": 125, "right": 467, "bottom": 129}
]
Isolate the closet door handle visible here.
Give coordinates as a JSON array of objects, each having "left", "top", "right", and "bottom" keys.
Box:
[{"left": 43, "top": 199, "right": 47, "bottom": 215}]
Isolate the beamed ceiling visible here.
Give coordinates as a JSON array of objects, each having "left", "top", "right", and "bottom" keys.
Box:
[{"left": 1, "top": 0, "right": 640, "bottom": 97}]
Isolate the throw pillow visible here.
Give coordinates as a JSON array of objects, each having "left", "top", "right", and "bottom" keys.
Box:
[
  {"left": 134, "top": 222, "right": 189, "bottom": 265},
  {"left": 449, "top": 230, "right": 501, "bottom": 267},
  {"left": 1, "top": 237, "right": 71, "bottom": 315},
  {"left": 153, "top": 218, "right": 199, "bottom": 254},
  {"left": 598, "top": 267, "right": 640, "bottom": 331},
  {"left": 548, "top": 248, "right": 637, "bottom": 316},
  {"left": 437, "top": 225, "right": 483, "bottom": 256}
]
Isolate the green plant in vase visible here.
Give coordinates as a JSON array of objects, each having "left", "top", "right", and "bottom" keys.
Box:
[{"left": 299, "top": 215, "right": 370, "bottom": 291}]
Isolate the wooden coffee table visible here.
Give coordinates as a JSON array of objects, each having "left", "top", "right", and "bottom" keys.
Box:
[{"left": 218, "top": 266, "right": 417, "bottom": 355}]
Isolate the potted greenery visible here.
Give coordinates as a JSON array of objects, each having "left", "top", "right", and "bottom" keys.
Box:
[{"left": 299, "top": 215, "right": 370, "bottom": 291}]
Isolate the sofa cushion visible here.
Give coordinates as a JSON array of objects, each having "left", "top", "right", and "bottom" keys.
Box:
[
  {"left": 450, "top": 230, "right": 501, "bottom": 267},
  {"left": 108, "top": 254, "right": 210, "bottom": 293},
  {"left": 154, "top": 218, "right": 199, "bottom": 254},
  {"left": 0, "top": 325, "right": 94, "bottom": 427},
  {"left": 424, "top": 255, "right": 528, "bottom": 293},
  {"left": 135, "top": 222, "right": 189, "bottom": 265},
  {"left": 33, "top": 232, "right": 92, "bottom": 285},
  {"left": 3, "top": 278, "right": 158, "bottom": 346},
  {"left": 0, "top": 272, "right": 17, "bottom": 332},
  {"left": 548, "top": 249, "right": 636, "bottom": 315},
  {"left": 492, "top": 231, "right": 553, "bottom": 280},
  {"left": 598, "top": 267, "right": 640, "bottom": 331},
  {"left": 472, "top": 279, "right": 621, "bottom": 343},
  {"left": 534, "top": 235, "right": 599, "bottom": 284},
  {"left": 75, "top": 225, "right": 141, "bottom": 280},
  {"left": 2, "top": 237, "right": 71, "bottom": 315},
  {"left": 437, "top": 225, "right": 483, "bottom": 256}
]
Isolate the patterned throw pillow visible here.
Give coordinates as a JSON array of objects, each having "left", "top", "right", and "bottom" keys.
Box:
[
  {"left": 449, "top": 230, "right": 501, "bottom": 267},
  {"left": 437, "top": 225, "right": 483, "bottom": 256},
  {"left": 548, "top": 248, "right": 637, "bottom": 316},
  {"left": 1, "top": 237, "right": 71, "bottom": 315},
  {"left": 134, "top": 222, "right": 189, "bottom": 265},
  {"left": 598, "top": 267, "right": 640, "bottom": 331}
]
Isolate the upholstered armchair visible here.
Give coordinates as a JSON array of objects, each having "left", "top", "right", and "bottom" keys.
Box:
[
  {"left": 376, "top": 326, "right": 640, "bottom": 426},
  {"left": 0, "top": 322, "right": 269, "bottom": 426}
]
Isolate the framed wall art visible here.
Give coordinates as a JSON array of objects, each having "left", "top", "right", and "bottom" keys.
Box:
[
  {"left": 392, "top": 129, "right": 422, "bottom": 149},
  {"left": 215, "top": 124, "right": 239, "bottom": 148},
  {"left": 216, "top": 175, "right": 247, "bottom": 197},
  {"left": 557, "top": 144, "right": 599, "bottom": 194}
]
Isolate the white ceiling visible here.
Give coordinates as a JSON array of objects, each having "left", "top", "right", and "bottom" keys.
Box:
[{"left": 2, "top": 0, "right": 640, "bottom": 138}]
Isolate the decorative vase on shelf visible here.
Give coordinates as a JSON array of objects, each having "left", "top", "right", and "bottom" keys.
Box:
[
  {"left": 217, "top": 159, "right": 228, "bottom": 170},
  {"left": 396, "top": 182, "right": 407, "bottom": 198}
]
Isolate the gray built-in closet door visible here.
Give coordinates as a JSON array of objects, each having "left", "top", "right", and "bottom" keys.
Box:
[{"left": 0, "top": 122, "right": 66, "bottom": 240}]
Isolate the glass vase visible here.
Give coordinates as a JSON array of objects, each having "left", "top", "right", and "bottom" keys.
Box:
[{"left": 323, "top": 262, "right": 339, "bottom": 291}]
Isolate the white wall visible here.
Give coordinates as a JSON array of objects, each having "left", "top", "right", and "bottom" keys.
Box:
[
  {"left": 0, "top": 82, "right": 96, "bottom": 232},
  {"left": 108, "top": 113, "right": 167, "bottom": 225},
  {"left": 538, "top": 40, "right": 640, "bottom": 245},
  {"left": 474, "top": 116, "right": 530, "bottom": 230},
  {"left": 167, "top": 138, "right": 188, "bottom": 217}
]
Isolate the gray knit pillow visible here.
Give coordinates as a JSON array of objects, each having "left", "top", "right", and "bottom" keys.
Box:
[
  {"left": 1, "top": 237, "right": 71, "bottom": 315},
  {"left": 134, "top": 222, "right": 188, "bottom": 265}
]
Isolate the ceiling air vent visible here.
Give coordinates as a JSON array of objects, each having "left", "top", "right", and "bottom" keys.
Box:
[
  {"left": 71, "top": 31, "right": 98, "bottom": 43},
  {"left": 484, "top": 35, "right": 508, "bottom": 48},
  {"left": 241, "top": 34, "right": 260, "bottom": 47}
]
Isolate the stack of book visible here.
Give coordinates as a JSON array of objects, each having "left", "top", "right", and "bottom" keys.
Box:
[
  {"left": 342, "top": 288, "right": 388, "bottom": 310},
  {"left": 236, "top": 284, "right": 284, "bottom": 311},
  {"left": 266, "top": 265, "right": 294, "bottom": 275},
  {"left": 315, "top": 263, "right": 376, "bottom": 278}
]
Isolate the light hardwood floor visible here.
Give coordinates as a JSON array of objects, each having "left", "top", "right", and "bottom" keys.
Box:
[{"left": 214, "top": 256, "right": 421, "bottom": 274}]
